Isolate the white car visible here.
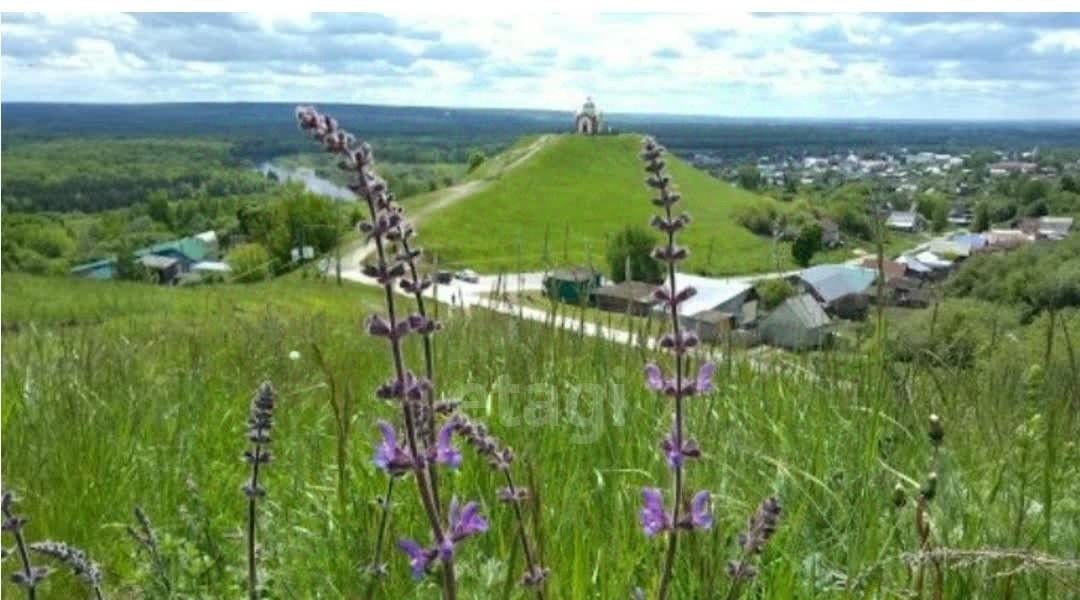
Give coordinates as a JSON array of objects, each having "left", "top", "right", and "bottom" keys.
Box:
[{"left": 454, "top": 269, "right": 479, "bottom": 283}]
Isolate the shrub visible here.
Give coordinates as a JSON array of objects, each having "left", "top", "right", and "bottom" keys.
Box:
[
  {"left": 757, "top": 278, "right": 796, "bottom": 310},
  {"left": 791, "top": 224, "right": 822, "bottom": 267},
  {"left": 227, "top": 243, "right": 272, "bottom": 283},
  {"left": 606, "top": 225, "right": 663, "bottom": 283}
]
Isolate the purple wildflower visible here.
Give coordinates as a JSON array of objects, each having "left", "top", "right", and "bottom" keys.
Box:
[
  {"left": 437, "top": 497, "right": 487, "bottom": 563},
  {"left": 639, "top": 487, "right": 671, "bottom": 537},
  {"left": 661, "top": 425, "right": 701, "bottom": 469},
  {"left": 373, "top": 421, "right": 414, "bottom": 476},
  {"left": 687, "top": 490, "right": 713, "bottom": 530},
  {"left": 644, "top": 363, "right": 666, "bottom": 392},
  {"left": 694, "top": 361, "right": 716, "bottom": 394},
  {"left": 448, "top": 497, "right": 488, "bottom": 542},
  {"left": 659, "top": 331, "right": 700, "bottom": 354},
  {"left": 430, "top": 421, "right": 462, "bottom": 469},
  {"left": 397, "top": 539, "right": 435, "bottom": 580}
]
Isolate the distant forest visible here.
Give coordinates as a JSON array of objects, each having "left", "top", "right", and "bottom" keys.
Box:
[{"left": 6, "top": 102, "right": 1080, "bottom": 163}]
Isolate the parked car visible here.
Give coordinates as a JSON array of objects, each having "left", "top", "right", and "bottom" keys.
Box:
[
  {"left": 434, "top": 270, "right": 454, "bottom": 284},
  {"left": 454, "top": 269, "right": 479, "bottom": 283}
]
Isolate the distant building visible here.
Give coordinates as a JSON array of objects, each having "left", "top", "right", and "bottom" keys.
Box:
[
  {"left": 988, "top": 161, "right": 1037, "bottom": 176},
  {"left": 1020, "top": 216, "right": 1074, "bottom": 240},
  {"left": 883, "top": 276, "right": 931, "bottom": 308},
  {"left": 589, "top": 281, "right": 659, "bottom": 316},
  {"left": 886, "top": 211, "right": 925, "bottom": 232},
  {"left": 929, "top": 239, "right": 973, "bottom": 259},
  {"left": 895, "top": 255, "right": 935, "bottom": 280},
  {"left": 137, "top": 254, "right": 182, "bottom": 285},
  {"left": 136, "top": 237, "right": 213, "bottom": 271},
  {"left": 666, "top": 274, "right": 757, "bottom": 325},
  {"left": 759, "top": 294, "right": 832, "bottom": 350},
  {"left": 543, "top": 267, "right": 603, "bottom": 304},
  {"left": 796, "top": 264, "right": 877, "bottom": 320},
  {"left": 859, "top": 258, "right": 907, "bottom": 283},
  {"left": 573, "top": 97, "right": 602, "bottom": 135},
  {"left": 983, "top": 229, "right": 1033, "bottom": 251},
  {"left": 70, "top": 258, "right": 116, "bottom": 280},
  {"left": 71, "top": 235, "right": 213, "bottom": 283}
]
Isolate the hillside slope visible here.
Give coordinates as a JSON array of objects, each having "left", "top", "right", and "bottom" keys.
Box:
[{"left": 419, "top": 134, "right": 782, "bottom": 275}]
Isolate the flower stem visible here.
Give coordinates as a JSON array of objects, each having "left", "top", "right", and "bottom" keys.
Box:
[
  {"left": 657, "top": 166, "right": 685, "bottom": 600},
  {"left": 361, "top": 179, "right": 456, "bottom": 600},
  {"left": 247, "top": 445, "right": 262, "bottom": 600},
  {"left": 503, "top": 471, "right": 545, "bottom": 599},
  {"left": 2, "top": 502, "right": 37, "bottom": 600},
  {"left": 371, "top": 476, "right": 395, "bottom": 569},
  {"left": 398, "top": 233, "right": 442, "bottom": 512}
]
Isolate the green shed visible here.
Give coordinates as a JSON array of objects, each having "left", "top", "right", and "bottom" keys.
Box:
[{"left": 543, "top": 267, "right": 602, "bottom": 305}]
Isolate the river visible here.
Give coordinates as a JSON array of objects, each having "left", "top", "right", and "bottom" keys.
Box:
[{"left": 258, "top": 162, "right": 355, "bottom": 201}]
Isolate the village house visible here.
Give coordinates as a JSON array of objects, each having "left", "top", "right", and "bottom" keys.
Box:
[
  {"left": 989, "top": 161, "right": 1037, "bottom": 176},
  {"left": 666, "top": 274, "right": 759, "bottom": 342},
  {"left": 589, "top": 280, "right": 659, "bottom": 316},
  {"left": 859, "top": 257, "right": 907, "bottom": 283},
  {"left": 1019, "top": 216, "right": 1074, "bottom": 240},
  {"left": 883, "top": 276, "right": 931, "bottom": 308},
  {"left": 70, "top": 232, "right": 217, "bottom": 284},
  {"left": 895, "top": 254, "right": 935, "bottom": 280},
  {"left": 543, "top": 267, "right": 603, "bottom": 304},
  {"left": 759, "top": 294, "right": 832, "bottom": 350},
  {"left": 983, "top": 229, "right": 1033, "bottom": 251},
  {"left": 886, "top": 211, "right": 926, "bottom": 232},
  {"left": 794, "top": 264, "right": 877, "bottom": 319}
]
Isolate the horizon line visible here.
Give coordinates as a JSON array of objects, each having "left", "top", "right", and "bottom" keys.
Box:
[{"left": 4, "top": 99, "right": 1080, "bottom": 124}]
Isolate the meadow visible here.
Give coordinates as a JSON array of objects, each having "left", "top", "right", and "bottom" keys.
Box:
[
  {"left": 420, "top": 135, "right": 787, "bottom": 275},
  {"left": 2, "top": 272, "right": 1078, "bottom": 598}
]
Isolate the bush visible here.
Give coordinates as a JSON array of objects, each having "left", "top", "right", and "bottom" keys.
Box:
[
  {"left": 605, "top": 225, "right": 662, "bottom": 283},
  {"left": 467, "top": 151, "right": 486, "bottom": 172},
  {"left": 889, "top": 299, "right": 1018, "bottom": 369},
  {"left": 757, "top": 278, "right": 796, "bottom": 310},
  {"left": 227, "top": 243, "right": 272, "bottom": 283},
  {"left": 735, "top": 204, "right": 779, "bottom": 236},
  {"left": 791, "top": 224, "right": 823, "bottom": 267}
]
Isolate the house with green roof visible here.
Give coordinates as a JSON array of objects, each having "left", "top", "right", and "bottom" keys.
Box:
[
  {"left": 71, "top": 235, "right": 214, "bottom": 282},
  {"left": 135, "top": 237, "right": 212, "bottom": 269}
]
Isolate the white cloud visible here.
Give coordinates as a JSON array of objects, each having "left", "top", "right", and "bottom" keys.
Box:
[{"left": 1, "top": 12, "right": 1078, "bottom": 119}]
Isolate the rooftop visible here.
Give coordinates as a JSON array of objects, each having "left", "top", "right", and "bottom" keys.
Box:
[
  {"left": 591, "top": 280, "right": 657, "bottom": 302},
  {"left": 672, "top": 273, "right": 753, "bottom": 316},
  {"left": 775, "top": 293, "right": 831, "bottom": 329}
]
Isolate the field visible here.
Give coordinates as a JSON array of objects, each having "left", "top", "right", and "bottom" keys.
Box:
[
  {"left": 420, "top": 134, "right": 786, "bottom": 275},
  {"left": 2, "top": 273, "right": 1078, "bottom": 598}
]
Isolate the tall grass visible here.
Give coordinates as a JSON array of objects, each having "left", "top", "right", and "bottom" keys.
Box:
[{"left": 2, "top": 273, "right": 1078, "bottom": 597}]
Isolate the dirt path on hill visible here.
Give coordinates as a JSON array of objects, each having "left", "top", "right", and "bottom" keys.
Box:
[{"left": 333, "top": 134, "right": 551, "bottom": 270}]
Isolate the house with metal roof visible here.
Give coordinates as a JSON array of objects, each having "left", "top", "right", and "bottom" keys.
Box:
[
  {"left": 796, "top": 264, "right": 876, "bottom": 318},
  {"left": 1036, "top": 216, "right": 1073, "bottom": 240},
  {"left": 895, "top": 254, "right": 935, "bottom": 280},
  {"left": 759, "top": 294, "right": 832, "bottom": 350},
  {"left": 886, "top": 211, "right": 925, "bottom": 232},
  {"left": 948, "top": 232, "right": 988, "bottom": 253},
  {"left": 70, "top": 235, "right": 214, "bottom": 283},
  {"left": 589, "top": 281, "right": 659, "bottom": 316},
  {"left": 70, "top": 258, "right": 116, "bottom": 280},
  {"left": 135, "top": 237, "right": 212, "bottom": 270},
  {"left": 859, "top": 257, "right": 907, "bottom": 282}
]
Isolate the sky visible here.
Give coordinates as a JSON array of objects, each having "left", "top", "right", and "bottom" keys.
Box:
[{"left": 2, "top": 12, "right": 1080, "bottom": 119}]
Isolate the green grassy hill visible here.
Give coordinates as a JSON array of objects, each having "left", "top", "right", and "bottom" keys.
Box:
[
  {"left": 420, "top": 134, "right": 783, "bottom": 275},
  {"left": 2, "top": 274, "right": 1078, "bottom": 598}
]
